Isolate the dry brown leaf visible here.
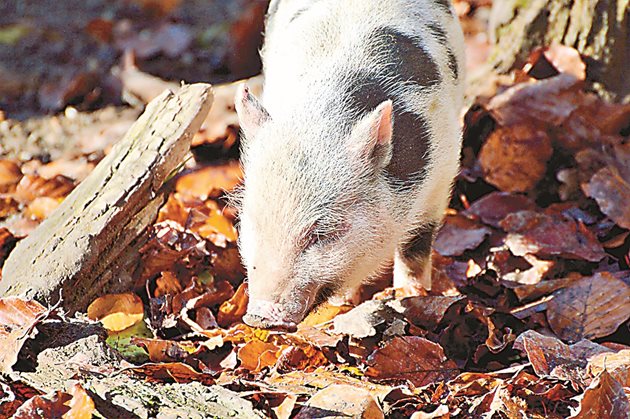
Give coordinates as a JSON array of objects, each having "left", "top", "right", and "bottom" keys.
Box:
[
  {"left": 512, "top": 276, "right": 577, "bottom": 302},
  {"left": 434, "top": 215, "right": 491, "bottom": 257},
  {"left": 333, "top": 300, "right": 400, "bottom": 339},
  {"left": 12, "top": 391, "right": 72, "bottom": 418},
  {"left": 237, "top": 340, "right": 286, "bottom": 372},
  {"left": 583, "top": 166, "right": 630, "bottom": 229},
  {"left": 463, "top": 192, "right": 537, "bottom": 228},
  {"left": 514, "top": 330, "right": 612, "bottom": 386},
  {"left": 131, "top": 362, "right": 215, "bottom": 385},
  {"left": 63, "top": 384, "right": 95, "bottom": 419},
  {"left": 569, "top": 370, "right": 630, "bottom": 418},
  {"left": 87, "top": 293, "right": 144, "bottom": 332},
  {"left": 525, "top": 45, "right": 586, "bottom": 81},
  {"left": 175, "top": 161, "right": 242, "bottom": 199},
  {"left": 0, "top": 160, "right": 22, "bottom": 191},
  {"left": 587, "top": 350, "right": 630, "bottom": 387},
  {"left": 301, "top": 302, "right": 352, "bottom": 327},
  {"left": 546, "top": 272, "right": 630, "bottom": 342},
  {"left": 266, "top": 368, "right": 394, "bottom": 400},
  {"left": 478, "top": 125, "right": 553, "bottom": 193},
  {"left": 272, "top": 394, "right": 297, "bottom": 419},
  {"left": 217, "top": 282, "right": 248, "bottom": 328},
  {"left": 24, "top": 197, "right": 62, "bottom": 220},
  {"left": 0, "top": 298, "right": 47, "bottom": 373},
  {"left": 398, "top": 295, "right": 465, "bottom": 331},
  {"left": 500, "top": 211, "right": 606, "bottom": 262},
  {"left": 295, "top": 385, "right": 384, "bottom": 419},
  {"left": 486, "top": 74, "right": 583, "bottom": 128},
  {"left": 366, "top": 336, "right": 458, "bottom": 386},
  {"left": 131, "top": 338, "right": 196, "bottom": 363},
  {"left": 13, "top": 174, "right": 74, "bottom": 204}
]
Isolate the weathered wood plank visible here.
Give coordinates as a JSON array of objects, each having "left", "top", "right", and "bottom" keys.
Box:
[{"left": 0, "top": 84, "right": 214, "bottom": 312}]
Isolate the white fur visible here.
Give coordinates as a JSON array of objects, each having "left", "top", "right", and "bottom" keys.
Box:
[{"left": 237, "top": 0, "right": 465, "bottom": 325}]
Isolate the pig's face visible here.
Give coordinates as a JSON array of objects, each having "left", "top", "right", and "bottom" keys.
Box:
[{"left": 235, "top": 85, "right": 396, "bottom": 330}]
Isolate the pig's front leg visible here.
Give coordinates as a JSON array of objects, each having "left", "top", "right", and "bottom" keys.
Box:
[{"left": 393, "top": 224, "right": 437, "bottom": 293}]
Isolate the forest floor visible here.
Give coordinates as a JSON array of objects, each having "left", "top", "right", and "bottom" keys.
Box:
[{"left": 1, "top": 0, "right": 629, "bottom": 418}]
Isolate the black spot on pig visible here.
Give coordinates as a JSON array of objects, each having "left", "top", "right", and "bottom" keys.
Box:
[
  {"left": 370, "top": 27, "right": 442, "bottom": 89},
  {"left": 345, "top": 74, "right": 430, "bottom": 186},
  {"left": 427, "top": 23, "right": 459, "bottom": 80},
  {"left": 401, "top": 223, "right": 438, "bottom": 261},
  {"left": 434, "top": 0, "right": 454, "bottom": 14}
]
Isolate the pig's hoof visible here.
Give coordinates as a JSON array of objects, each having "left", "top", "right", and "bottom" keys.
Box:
[{"left": 243, "top": 313, "right": 298, "bottom": 332}]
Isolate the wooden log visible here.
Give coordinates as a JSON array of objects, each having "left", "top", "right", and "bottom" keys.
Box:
[
  {"left": 0, "top": 84, "right": 214, "bottom": 312},
  {"left": 488, "top": 0, "right": 629, "bottom": 102}
]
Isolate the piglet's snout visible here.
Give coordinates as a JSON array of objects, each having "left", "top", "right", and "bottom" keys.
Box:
[{"left": 243, "top": 299, "right": 299, "bottom": 332}]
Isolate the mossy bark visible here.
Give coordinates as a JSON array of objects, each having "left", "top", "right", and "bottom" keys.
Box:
[{"left": 489, "top": 0, "right": 629, "bottom": 102}]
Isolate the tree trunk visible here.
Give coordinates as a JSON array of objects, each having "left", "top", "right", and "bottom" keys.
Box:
[{"left": 489, "top": 0, "right": 629, "bottom": 102}]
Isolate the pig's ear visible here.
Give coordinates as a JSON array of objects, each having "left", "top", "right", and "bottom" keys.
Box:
[
  {"left": 348, "top": 100, "right": 394, "bottom": 168},
  {"left": 235, "top": 84, "right": 270, "bottom": 137}
]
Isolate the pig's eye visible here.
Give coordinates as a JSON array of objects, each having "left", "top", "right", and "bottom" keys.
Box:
[{"left": 300, "top": 220, "right": 350, "bottom": 250}]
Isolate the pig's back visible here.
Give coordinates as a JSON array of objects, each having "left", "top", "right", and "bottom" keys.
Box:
[{"left": 262, "top": 0, "right": 465, "bottom": 189}]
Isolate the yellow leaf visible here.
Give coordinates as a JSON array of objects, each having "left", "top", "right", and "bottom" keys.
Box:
[{"left": 87, "top": 293, "right": 144, "bottom": 332}]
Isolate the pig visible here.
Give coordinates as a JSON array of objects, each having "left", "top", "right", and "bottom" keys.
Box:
[{"left": 234, "top": 0, "right": 465, "bottom": 330}]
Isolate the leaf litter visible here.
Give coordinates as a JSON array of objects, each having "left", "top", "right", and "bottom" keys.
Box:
[{"left": 0, "top": 2, "right": 630, "bottom": 417}]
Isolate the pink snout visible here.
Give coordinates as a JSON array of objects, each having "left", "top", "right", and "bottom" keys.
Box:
[{"left": 243, "top": 299, "right": 301, "bottom": 331}]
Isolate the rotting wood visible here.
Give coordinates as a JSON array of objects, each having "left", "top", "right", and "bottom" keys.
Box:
[
  {"left": 0, "top": 83, "right": 214, "bottom": 312},
  {"left": 488, "top": 0, "right": 629, "bottom": 102}
]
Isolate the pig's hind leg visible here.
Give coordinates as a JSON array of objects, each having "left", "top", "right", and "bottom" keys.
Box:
[{"left": 393, "top": 223, "right": 437, "bottom": 293}]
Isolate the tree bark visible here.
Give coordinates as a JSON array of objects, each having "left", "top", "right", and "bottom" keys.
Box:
[
  {"left": 0, "top": 84, "right": 214, "bottom": 313},
  {"left": 489, "top": 0, "right": 629, "bottom": 102}
]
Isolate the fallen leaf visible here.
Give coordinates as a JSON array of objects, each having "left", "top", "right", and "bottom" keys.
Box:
[
  {"left": 301, "top": 302, "right": 352, "bottom": 327},
  {"left": 38, "top": 72, "right": 99, "bottom": 112},
  {"left": 587, "top": 350, "right": 630, "bottom": 386},
  {"left": 13, "top": 174, "right": 74, "bottom": 204},
  {"left": 237, "top": 340, "right": 286, "bottom": 372},
  {"left": 176, "top": 162, "right": 242, "bottom": 199},
  {"left": 0, "top": 298, "right": 47, "bottom": 373},
  {"left": 272, "top": 394, "right": 297, "bottom": 419},
  {"left": 486, "top": 74, "right": 583, "bottom": 128},
  {"left": 295, "top": 385, "right": 384, "bottom": 419},
  {"left": 333, "top": 300, "right": 401, "bottom": 339},
  {"left": 24, "top": 197, "right": 62, "bottom": 220},
  {"left": 131, "top": 362, "right": 215, "bottom": 385},
  {"left": 131, "top": 338, "right": 196, "bottom": 363},
  {"left": 569, "top": 370, "right": 629, "bottom": 418},
  {"left": 546, "top": 272, "right": 630, "bottom": 342},
  {"left": 478, "top": 124, "right": 553, "bottom": 193},
  {"left": 366, "top": 336, "right": 458, "bottom": 386},
  {"left": 500, "top": 211, "right": 606, "bottom": 262},
  {"left": 396, "top": 295, "right": 465, "bottom": 331},
  {"left": 64, "top": 384, "right": 95, "bottom": 419},
  {"left": 87, "top": 293, "right": 144, "bottom": 332},
  {"left": 0, "top": 160, "right": 23, "bottom": 191},
  {"left": 583, "top": 166, "right": 630, "bottom": 229},
  {"left": 514, "top": 330, "right": 612, "bottom": 386},
  {"left": 217, "top": 282, "right": 248, "bottom": 328},
  {"left": 463, "top": 192, "right": 537, "bottom": 228},
  {"left": 525, "top": 45, "right": 586, "bottom": 81},
  {"left": 12, "top": 391, "right": 71, "bottom": 418},
  {"left": 434, "top": 215, "right": 491, "bottom": 256}
]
